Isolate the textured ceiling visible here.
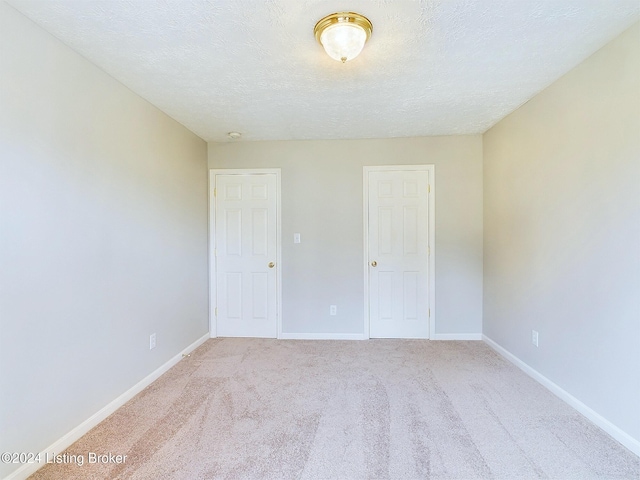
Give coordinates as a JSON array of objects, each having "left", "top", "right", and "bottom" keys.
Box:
[{"left": 6, "top": 0, "right": 639, "bottom": 142}]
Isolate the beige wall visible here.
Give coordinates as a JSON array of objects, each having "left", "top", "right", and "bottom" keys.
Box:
[
  {"left": 483, "top": 23, "right": 640, "bottom": 443},
  {"left": 0, "top": 3, "right": 209, "bottom": 477},
  {"left": 208, "top": 136, "right": 483, "bottom": 336}
]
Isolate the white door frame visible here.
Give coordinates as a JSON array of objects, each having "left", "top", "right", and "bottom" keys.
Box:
[
  {"left": 209, "top": 168, "right": 282, "bottom": 339},
  {"left": 363, "top": 165, "right": 435, "bottom": 339}
]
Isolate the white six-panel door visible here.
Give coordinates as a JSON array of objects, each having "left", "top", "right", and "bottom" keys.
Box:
[
  {"left": 214, "top": 172, "right": 278, "bottom": 338},
  {"left": 365, "top": 167, "right": 433, "bottom": 339}
]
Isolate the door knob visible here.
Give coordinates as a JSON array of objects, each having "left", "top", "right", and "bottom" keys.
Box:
[
  {"left": 370, "top": 261, "right": 377, "bottom": 267},
  {"left": 268, "top": 262, "right": 275, "bottom": 268}
]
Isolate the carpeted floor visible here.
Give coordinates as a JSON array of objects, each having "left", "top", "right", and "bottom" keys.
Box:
[{"left": 30, "top": 339, "right": 639, "bottom": 479}]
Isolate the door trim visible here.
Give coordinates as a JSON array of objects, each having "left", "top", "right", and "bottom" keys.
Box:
[
  {"left": 209, "top": 168, "right": 282, "bottom": 339},
  {"left": 363, "top": 165, "right": 435, "bottom": 339}
]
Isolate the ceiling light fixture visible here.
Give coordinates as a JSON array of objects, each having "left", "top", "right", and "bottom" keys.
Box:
[
  {"left": 227, "top": 132, "right": 242, "bottom": 140},
  {"left": 314, "top": 12, "right": 372, "bottom": 63}
]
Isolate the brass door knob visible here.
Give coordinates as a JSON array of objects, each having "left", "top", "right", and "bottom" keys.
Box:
[
  {"left": 370, "top": 261, "right": 377, "bottom": 267},
  {"left": 268, "top": 262, "right": 275, "bottom": 268}
]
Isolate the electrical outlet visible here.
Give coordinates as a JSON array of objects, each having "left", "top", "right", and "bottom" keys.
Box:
[
  {"left": 330, "top": 305, "right": 337, "bottom": 316},
  {"left": 531, "top": 330, "right": 538, "bottom": 347},
  {"left": 150, "top": 333, "right": 156, "bottom": 350}
]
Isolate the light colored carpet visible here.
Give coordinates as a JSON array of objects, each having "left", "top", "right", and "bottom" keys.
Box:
[{"left": 30, "top": 339, "right": 639, "bottom": 479}]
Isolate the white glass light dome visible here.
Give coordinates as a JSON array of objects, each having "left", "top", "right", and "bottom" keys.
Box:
[{"left": 320, "top": 23, "right": 367, "bottom": 63}]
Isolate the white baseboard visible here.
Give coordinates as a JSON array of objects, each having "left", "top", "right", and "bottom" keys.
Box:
[
  {"left": 279, "top": 332, "right": 366, "bottom": 340},
  {"left": 4, "top": 333, "right": 210, "bottom": 480},
  {"left": 278, "top": 333, "right": 483, "bottom": 341},
  {"left": 483, "top": 335, "right": 640, "bottom": 457},
  {"left": 432, "top": 333, "right": 483, "bottom": 341}
]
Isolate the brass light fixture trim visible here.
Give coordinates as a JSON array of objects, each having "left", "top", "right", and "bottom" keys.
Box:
[{"left": 314, "top": 12, "right": 373, "bottom": 63}]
